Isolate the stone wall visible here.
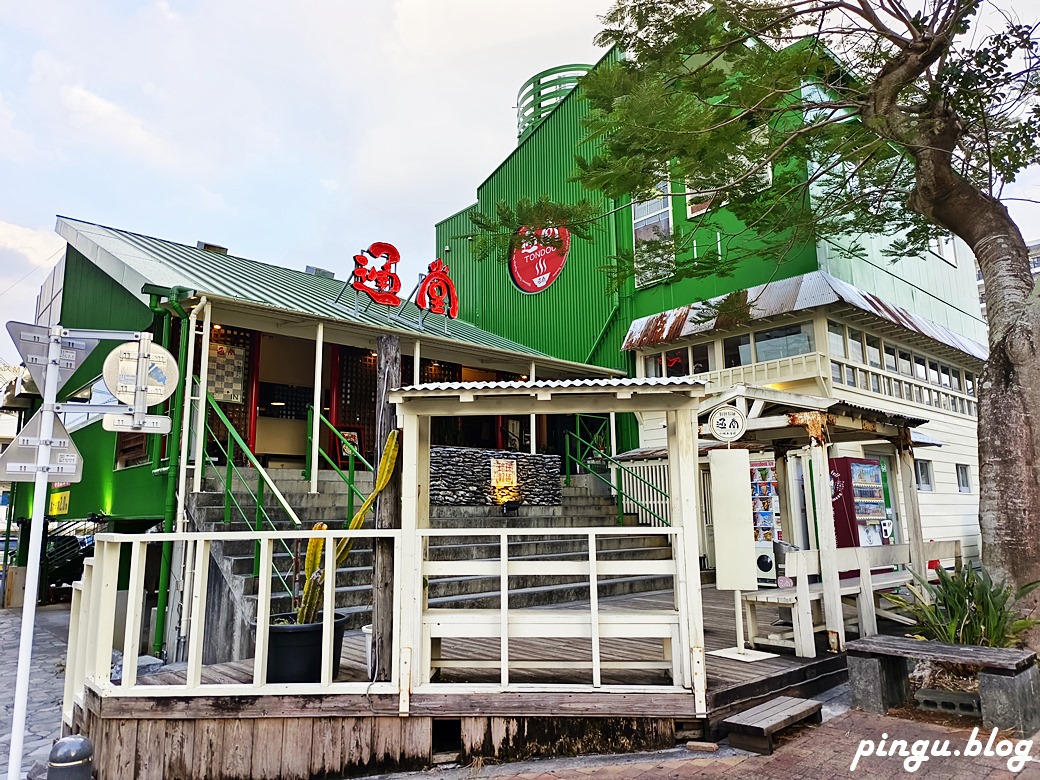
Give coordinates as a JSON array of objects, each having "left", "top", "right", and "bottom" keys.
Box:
[{"left": 429, "top": 447, "right": 561, "bottom": 506}]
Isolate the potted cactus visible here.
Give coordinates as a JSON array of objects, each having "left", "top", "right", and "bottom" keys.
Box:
[{"left": 263, "top": 430, "right": 399, "bottom": 684}]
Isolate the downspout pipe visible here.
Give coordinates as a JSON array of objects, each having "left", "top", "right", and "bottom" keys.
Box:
[{"left": 150, "top": 286, "right": 192, "bottom": 655}]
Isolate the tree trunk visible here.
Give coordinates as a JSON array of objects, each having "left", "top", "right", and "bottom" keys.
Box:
[
  {"left": 909, "top": 165, "right": 1040, "bottom": 643},
  {"left": 373, "top": 335, "right": 401, "bottom": 680}
]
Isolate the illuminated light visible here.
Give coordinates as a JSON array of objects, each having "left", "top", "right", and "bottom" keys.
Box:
[
  {"left": 370, "top": 351, "right": 378, "bottom": 357},
  {"left": 213, "top": 324, "right": 222, "bottom": 330},
  {"left": 270, "top": 401, "right": 286, "bottom": 407},
  {"left": 519, "top": 375, "right": 528, "bottom": 380}
]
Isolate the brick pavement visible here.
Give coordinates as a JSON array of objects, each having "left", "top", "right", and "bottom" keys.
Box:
[
  {"left": 0, "top": 604, "right": 69, "bottom": 778},
  {"left": 404, "top": 711, "right": 1040, "bottom": 780}
]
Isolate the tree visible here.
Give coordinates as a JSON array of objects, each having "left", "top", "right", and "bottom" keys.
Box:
[{"left": 472, "top": 1, "right": 1040, "bottom": 631}]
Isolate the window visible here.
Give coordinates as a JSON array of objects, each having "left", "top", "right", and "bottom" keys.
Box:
[
  {"left": 847, "top": 329, "right": 864, "bottom": 363},
  {"left": 915, "top": 460, "right": 934, "bottom": 491},
  {"left": 940, "top": 365, "right": 952, "bottom": 388},
  {"left": 691, "top": 343, "right": 714, "bottom": 374},
  {"left": 927, "top": 360, "right": 940, "bottom": 385},
  {"left": 828, "top": 321, "right": 846, "bottom": 358},
  {"left": 633, "top": 181, "right": 674, "bottom": 287},
  {"left": 964, "top": 371, "right": 975, "bottom": 396},
  {"left": 898, "top": 350, "right": 912, "bottom": 376},
  {"left": 665, "top": 348, "right": 690, "bottom": 377},
  {"left": 956, "top": 464, "right": 972, "bottom": 493},
  {"left": 753, "top": 322, "right": 814, "bottom": 361},
  {"left": 865, "top": 336, "right": 882, "bottom": 368},
  {"left": 930, "top": 236, "right": 958, "bottom": 267},
  {"left": 913, "top": 355, "right": 927, "bottom": 381},
  {"left": 883, "top": 345, "right": 897, "bottom": 372},
  {"left": 723, "top": 334, "right": 752, "bottom": 368},
  {"left": 644, "top": 353, "right": 663, "bottom": 378},
  {"left": 950, "top": 369, "right": 962, "bottom": 392}
]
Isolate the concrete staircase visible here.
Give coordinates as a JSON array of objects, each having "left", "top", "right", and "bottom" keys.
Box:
[{"left": 190, "top": 468, "right": 674, "bottom": 664}]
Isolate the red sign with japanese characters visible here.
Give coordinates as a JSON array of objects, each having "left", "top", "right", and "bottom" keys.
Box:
[
  {"left": 349, "top": 243, "right": 459, "bottom": 320},
  {"left": 509, "top": 226, "right": 570, "bottom": 294}
]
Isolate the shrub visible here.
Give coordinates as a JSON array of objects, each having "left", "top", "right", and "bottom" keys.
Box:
[{"left": 883, "top": 565, "right": 1040, "bottom": 648}]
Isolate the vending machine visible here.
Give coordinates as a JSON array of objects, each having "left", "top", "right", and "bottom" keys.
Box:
[
  {"left": 749, "top": 459, "right": 782, "bottom": 584},
  {"left": 829, "top": 457, "right": 891, "bottom": 547}
]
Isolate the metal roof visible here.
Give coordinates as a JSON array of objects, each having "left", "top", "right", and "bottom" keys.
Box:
[
  {"left": 396, "top": 375, "right": 707, "bottom": 395},
  {"left": 622, "top": 270, "right": 988, "bottom": 361},
  {"left": 55, "top": 216, "right": 618, "bottom": 374}
]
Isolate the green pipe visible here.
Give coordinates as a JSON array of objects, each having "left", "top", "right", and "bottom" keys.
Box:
[{"left": 153, "top": 303, "right": 190, "bottom": 656}]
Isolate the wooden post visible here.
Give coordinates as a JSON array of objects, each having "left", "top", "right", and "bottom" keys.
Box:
[
  {"left": 806, "top": 423, "right": 844, "bottom": 653},
  {"left": 896, "top": 431, "right": 927, "bottom": 586},
  {"left": 373, "top": 334, "right": 401, "bottom": 681}
]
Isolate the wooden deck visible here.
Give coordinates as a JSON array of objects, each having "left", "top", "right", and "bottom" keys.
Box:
[{"left": 133, "top": 587, "right": 866, "bottom": 721}]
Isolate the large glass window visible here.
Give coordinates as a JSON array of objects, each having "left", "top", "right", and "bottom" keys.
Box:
[
  {"left": 884, "top": 345, "right": 897, "bottom": 372},
  {"left": 865, "top": 336, "right": 882, "bottom": 368},
  {"left": 665, "top": 348, "right": 690, "bottom": 376},
  {"left": 753, "top": 322, "right": 814, "bottom": 361},
  {"left": 644, "top": 353, "right": 663, "bottom": 378},
  {"left": 913, "top": 355, "right": 927, "bottom": 381},
  {"left": 690, "top": 343, "right": 714, "bottom": 374},
  {"left": 898, "top": 350, "right": 912, "bottom": 376},
  {"left": 723, "top": 334, "right": 752, "bottom": 368},
  {"left": 964, "top": 371, "right": 975, "bottom": 396},
  {"left": 927, "top": 360, "right": 941, "bottom": 385},
  {"left": 847, "top": 329, "right": 864, "bottom": 363},
  {"left": 828, "top": 321, "right": 846, "bottom": 359},
  {"left": 633, "top": 181, "right": 674, "bottom": 287}
]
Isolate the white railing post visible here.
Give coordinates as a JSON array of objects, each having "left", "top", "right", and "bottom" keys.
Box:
[
  {"left": 252, "top": 538, "right": 274, "bottom": 686},
  {"left": 92, "top": 541, "right": 120, "bottom": 690},
  {"left": 191, "top": 300, "right": 212, "bottom": 494},
  {"left": 310, "top": 322, "right": 324, "bottom": 494},
  {"left": 62, "top": 580, "right": 84, "bottom": 726},
  {"left": 499, "top": 532, "right": 509, "bottom": 688},
  {"left": 588, "top": 531, "right": 601, "bottom": 688},
  {"left": 320, "top": 531, "right": 336, "bottom": 686},
  {"left": 120, "top": 540, "right": 147, "bottom": 688},
  {"left": 185, "top": 539, "right": 211, "bottom": 690}
]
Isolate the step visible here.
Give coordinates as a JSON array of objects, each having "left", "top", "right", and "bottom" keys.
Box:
[{"left": 426, "top": 575, "right": 677, "bottom": 610}]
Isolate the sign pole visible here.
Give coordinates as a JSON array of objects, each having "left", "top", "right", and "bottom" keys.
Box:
[{"left": 6, "top": 325, "right": 61, "bottom": 780}]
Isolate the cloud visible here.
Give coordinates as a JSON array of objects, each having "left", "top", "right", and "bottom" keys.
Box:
[
  {"left": 0, "top": 93, "right": 36, "bottom": 161},
  {"left": 0, "top": 221, "right": 63, "bottom": 267},
  {"left": 58, "top": 84, "right": 181, "bottom": 170}
]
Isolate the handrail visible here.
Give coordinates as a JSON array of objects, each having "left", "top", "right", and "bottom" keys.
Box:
[
  {"left": 205, "top": 393, "right": 303, "bottom": 528},
  {"left": 305, "top": 406, "right": 373, "bottom": 525},
  {"left": 564, "top": 431, "right": 670, "bottom": 527}
]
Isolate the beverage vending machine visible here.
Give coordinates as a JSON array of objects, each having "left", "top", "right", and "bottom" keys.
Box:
[{"left": 829, "top": 457, "right": 891, "bottom": 547}]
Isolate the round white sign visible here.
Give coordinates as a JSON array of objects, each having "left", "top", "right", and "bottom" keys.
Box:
[
  {"left": 102, "top": 341, "right": 179, "bottom": 407},
  {"left": 707, "top": 405, "right": 746, "bottom": 442}
]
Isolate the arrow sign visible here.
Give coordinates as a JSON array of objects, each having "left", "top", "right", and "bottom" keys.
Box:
[
  {"left": 102, "top": 413, "right": 172, "bottom": 434},
  {"left": 6, "top": 322, "right": 98, "bottom": 394},
  {"left": 0, "top": 408, "right": 83, "bottom": 483}
]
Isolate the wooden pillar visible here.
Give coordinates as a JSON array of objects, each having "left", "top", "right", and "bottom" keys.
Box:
[
  {"left": 398, "top": 410, "right": 430, "bottom": 697},
  {"left": 772, "top": 441, "right": 804, "bottom": 551},
  {"left": 372, "top": 335, "right": 401, "bottom": 682},
  {"left": 529, "top": 361, "right": 537, "bottom": 454},
  {"left": 806, "top": 418, "right": 844, "bottom": 653},
  {"left": 412, "top": 339, "right": 421, "bottom": 386},
  {"left": 247, "top": 330, "right": 262, "bottom": 450},
  {"left": 896, "top": 431, "right": 927, "bottom": 582}
]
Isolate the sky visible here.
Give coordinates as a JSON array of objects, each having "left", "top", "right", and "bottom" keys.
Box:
[{"left": 0, "top": 1, "right": 1038, "bottom": 367}]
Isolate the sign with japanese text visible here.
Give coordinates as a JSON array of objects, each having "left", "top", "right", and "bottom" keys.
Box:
[
  {"left": 509, "top": 226, "right": 571, "bottom": 294},
  {"left": 349, "top": 242, "right": 459, "bottom": 319},
  {"left": 490, "top": 458, "right": 518, "bottom": 488},
  {"left": 48, "top": 490, "right": 70, "bottom": 516},
  {"left": 208, "top": 342, "right": 247, "bottom": 403},
  {"left": 707, "top": 405, "right": 746, "bottom": 442}
]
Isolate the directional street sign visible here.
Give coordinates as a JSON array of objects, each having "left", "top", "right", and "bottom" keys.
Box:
[
  {"left": 102, "top": 339, "right": 179, "bottom": 406},
  {"left": 6, "top": 322, "right": 98, "bottom": 394},
  {"left": 0, "top": 409, "right": 83, "bottom": 483},
  {"left": 102, "top": 413, "right": 172, "bottom": 434}
]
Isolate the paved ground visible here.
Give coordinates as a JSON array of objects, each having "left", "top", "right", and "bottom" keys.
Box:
[
  {"left": 0, "top": 604, "right": 69, "bottom": 778},
  {"left": 3, "top": 603, "right": 1039, "bottom": 779}
]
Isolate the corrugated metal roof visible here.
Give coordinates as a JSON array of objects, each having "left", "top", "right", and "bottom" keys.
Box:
[
  {"left": 397, "top": 375, "right": 708, "bottom": 394},
  {"left": 56, "top": 216, "right": 614, "bottom": 371},
  {"left": 623, "top": 270, "right": 988, "bottom": 361}
]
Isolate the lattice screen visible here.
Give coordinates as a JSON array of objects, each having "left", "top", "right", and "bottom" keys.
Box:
[{"left": 203, "top": 325, "right": 255, "bottom": 450}]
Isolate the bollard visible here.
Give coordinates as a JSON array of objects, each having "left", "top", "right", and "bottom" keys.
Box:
[{"left": 47, "top": 735, "right": 93, "bottom": 779}]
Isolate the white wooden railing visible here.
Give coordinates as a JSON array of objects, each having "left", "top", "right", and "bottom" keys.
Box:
[
  {"left": 694, "top": 351, "right": 827, "bottom": 387},
  {"left": 619, "top": 460, "right": 671, "bottom": 526},
  {"left": 415, "top": 526, "right": 689, "bottom": 691},
  {"left": 829, "top": 357, "right": 978, "bottom": 418},
  {"left": 62, "top": 529, "right": 402, "bottom": 727},
  {"left": 63, "top": 524, "right": 694, "bottom": 726}
]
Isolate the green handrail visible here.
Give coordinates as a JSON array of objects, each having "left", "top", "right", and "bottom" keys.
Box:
[
  {"left": 564, "top": 431, "right": 670, "bottom": 527},
  {"left": 304, "top": 406, "right": 373, "bottom": 527}
]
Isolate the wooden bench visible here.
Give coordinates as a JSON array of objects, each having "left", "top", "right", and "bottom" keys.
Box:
[
  {"left": 743, "top": 541, "right": 962, "bottom": 658},
  {"left": 722, "top": 696, "right": 822, "bottom": 755},
  {"left": 846, "top": 634, "right": 1040, "bottom": 736}
]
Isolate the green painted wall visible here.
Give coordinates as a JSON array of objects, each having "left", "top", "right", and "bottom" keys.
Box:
[
  {"left": 437, "top": 52, "right": 819, "bottom": 373},
  {"left": 11, "top": 247, "right": 166, "bottom": 526}
]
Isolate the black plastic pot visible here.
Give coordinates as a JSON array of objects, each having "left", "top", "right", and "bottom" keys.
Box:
[{"left": 264, "top": 611, "right": 349, "bottom": 684}]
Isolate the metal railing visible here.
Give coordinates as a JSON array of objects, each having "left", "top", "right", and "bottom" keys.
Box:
[
  {"left": 564, "top": 431, "right": 671, "bottom": 526},
  {"left": 201, "top": 392, "right": 301, "bottom": 599},
  {"left": 303, "top": 406, "right": 374, "bottom": 525}
]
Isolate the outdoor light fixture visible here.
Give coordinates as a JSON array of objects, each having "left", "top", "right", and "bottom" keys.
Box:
[
  {"left": 270, "top": 401, "right": 286, "bottom": 407},
  {"left": 213, "top": 324, "right": 222, "bottom": 330}
]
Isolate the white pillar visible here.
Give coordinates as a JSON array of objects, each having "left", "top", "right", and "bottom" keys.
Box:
[
  {"left": 808, "top": 436, "right": 844, "bottom": 652},
  {"left": 309, "top": 322, "right": 324, "bottom": 493},
  {"left": 191, "top": 301, "right": 212, "bottom": 494},
  {"left": 897, "top": 442, "right": 927, "bottom": 581},
  {"left": 413, "top": 340, "right": 421, "bottom": 386},
  {"left": 529, "top": 361, "right": 537, "bottom": 454}
]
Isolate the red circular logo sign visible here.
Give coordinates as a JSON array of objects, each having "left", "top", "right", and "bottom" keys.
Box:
[{"left": 509, "top": 227, "right": 571, "bottom": 294}]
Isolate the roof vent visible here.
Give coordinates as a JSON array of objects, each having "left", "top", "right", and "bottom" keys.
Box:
[
  {"left": 197, "top": 241, "right": 228, "bottom": 255},
  {"left": 516, "top": 64, "right": 591, "bottom": 141},
  {"left": 306, "top": 266, "right": 335, "bottom": 279}
]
